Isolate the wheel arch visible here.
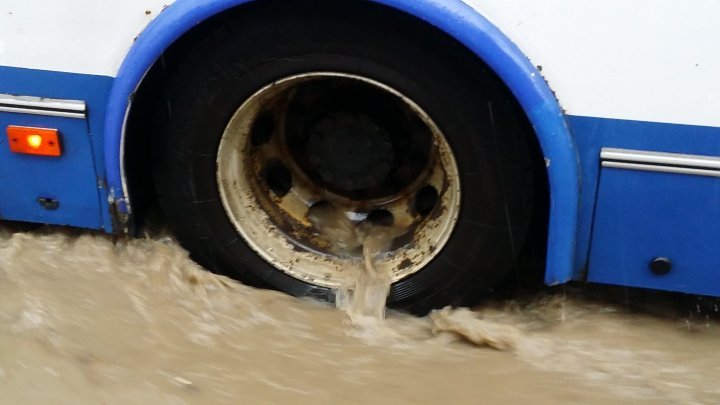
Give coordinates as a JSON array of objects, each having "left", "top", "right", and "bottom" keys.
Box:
[{"left": 106, "top": 0, "right": 580, "bottom": 285}]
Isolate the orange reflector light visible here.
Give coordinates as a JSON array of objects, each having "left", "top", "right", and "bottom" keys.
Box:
[{"left": 6, "top": 126, "right": 61, "bottom": 157}]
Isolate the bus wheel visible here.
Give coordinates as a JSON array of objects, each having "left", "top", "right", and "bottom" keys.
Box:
[{"left": 152, "top": 1, "right": 536, "bottom": 314}]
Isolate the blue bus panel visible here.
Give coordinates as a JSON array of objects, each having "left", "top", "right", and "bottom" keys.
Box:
[{"left": 588, "top": 166, "right": 720, "bottom": 296}]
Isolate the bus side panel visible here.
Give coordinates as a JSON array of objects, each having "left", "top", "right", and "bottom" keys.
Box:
[
  {"left": 466, "top": 0, "right": 720, "bottom": 278},
  {"left": 589, "top": 166, "right": 720, "bottom": 297},
  {"left": 0, "top": 66, "right": 114, "bottom": 230},
  {"left": 568, "top": 116, "right": 720, "bottom": 296}
]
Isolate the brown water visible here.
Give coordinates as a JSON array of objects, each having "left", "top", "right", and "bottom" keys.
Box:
[
  {"left": 307, "top": 203, "right": 403, "bottom": 327},
  {"left": 1, "top": 224, "right": 719, "bottom": 404}
]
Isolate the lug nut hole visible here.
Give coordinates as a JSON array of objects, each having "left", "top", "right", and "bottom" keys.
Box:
[
  {"left": 414, "top": 185, "right": 439, "bottom": 217},
  {"left": 251, "top": 113, "right": 274, "bottom": 146},
  {"left": 366, "top": 209, "right": 394, "bottom": 226},
  {"left": 264, "top": 160, "right": 292, "bottom": 197}
]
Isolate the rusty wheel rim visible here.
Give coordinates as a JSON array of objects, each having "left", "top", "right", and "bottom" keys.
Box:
[{"left": 216, "top": 72, "right": 460, "bottom": 289}]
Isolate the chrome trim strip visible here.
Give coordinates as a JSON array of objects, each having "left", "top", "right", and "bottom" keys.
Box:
[
  {"left": 0, "top": 106, "right": 86, "bottom": 119},
  {"left": 0, "top": 94, "right": 86, "bottom": 119},
  {"left": 601, "top": 148, "right": 720, "bottom": 171},
  {"left": 602, "top": 161, "right": 720, "bottom": 178}
]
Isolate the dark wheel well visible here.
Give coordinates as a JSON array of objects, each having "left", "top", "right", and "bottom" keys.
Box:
[{"left": 123, "top": 0, "right": 549, "bottom": 281}]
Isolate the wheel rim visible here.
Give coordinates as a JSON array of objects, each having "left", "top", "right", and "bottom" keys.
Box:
[{"left": 216, "top": 72, "right": 461, "bottom": 289}]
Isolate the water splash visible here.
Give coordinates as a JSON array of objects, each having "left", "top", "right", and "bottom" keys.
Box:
[
  {"left": 307, "top": 203, "right": 401, "bottom": 327},
  {"left": 430, "top": 307, "right": 520, "bottom": 351},
  {"left": 342, "top": 224, "right": 399, "bottom": 327}
]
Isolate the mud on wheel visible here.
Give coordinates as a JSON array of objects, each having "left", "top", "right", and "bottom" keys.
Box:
[{"left": 152, "top": 1, "right": 538, "bottom": 314}]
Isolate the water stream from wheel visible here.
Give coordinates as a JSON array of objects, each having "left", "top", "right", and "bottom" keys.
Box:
[{"left": 0, "top": 222, "right": 719, "bottom": 403}]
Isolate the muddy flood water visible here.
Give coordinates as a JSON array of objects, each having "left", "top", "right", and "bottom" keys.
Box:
[{"left": 0, "top": 224, "right": 719, "bottom": 404}]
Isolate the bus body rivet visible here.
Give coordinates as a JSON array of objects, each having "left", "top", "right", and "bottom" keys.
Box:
[
  {"left": 37, "top": 197, "right": 59, "bottom": 211},
  {"left": 649, "top": 257, "right": 672, "bottom": 275}
]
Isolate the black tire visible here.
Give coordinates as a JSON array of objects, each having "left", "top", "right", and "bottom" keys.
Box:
[{"left": 152, "top": 0, "right": 536, "bottom": 314}]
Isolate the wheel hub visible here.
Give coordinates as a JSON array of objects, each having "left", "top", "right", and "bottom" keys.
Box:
[{"left": 307, "top": 112, "right": 394, "bottom": 193}]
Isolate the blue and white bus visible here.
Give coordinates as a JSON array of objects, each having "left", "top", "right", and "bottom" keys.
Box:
[{"left": 1, "top": 0, "right": 718, "bottom": 313}]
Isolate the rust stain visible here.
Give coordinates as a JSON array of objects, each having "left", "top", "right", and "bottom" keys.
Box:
[{"left": 398, "top": 258, "right": 413, "bottom": 271}]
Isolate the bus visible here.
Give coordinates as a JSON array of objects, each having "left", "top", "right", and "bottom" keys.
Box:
[{"left": 1, "top": 0, "right": 718, "bottom": 313}]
